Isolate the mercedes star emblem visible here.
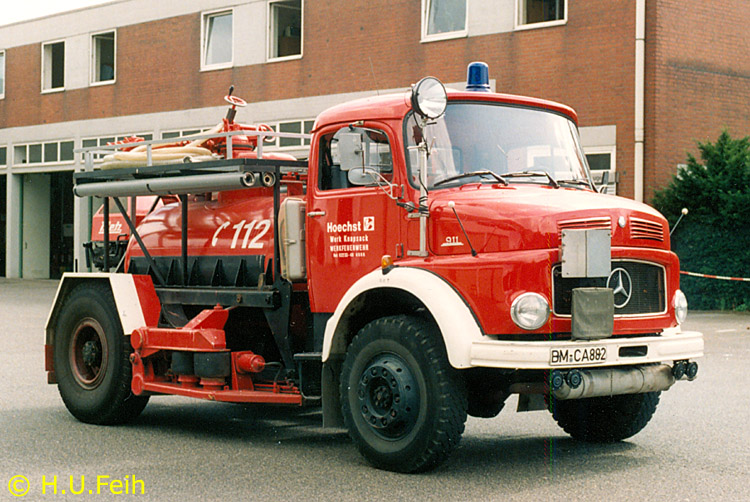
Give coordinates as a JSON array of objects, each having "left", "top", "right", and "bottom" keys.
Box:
[{"left": 607, "top": 268, "right": 633, "bottom": 308}]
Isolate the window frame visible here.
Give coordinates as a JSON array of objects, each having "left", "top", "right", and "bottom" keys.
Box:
[
  {"left": 317, "top": 124, "right": 395, "bottom": 192},
  {"left": 201, "top": 8, "right": 234, "bottom": 71},
  {"left": 267, "top": 0, "right": 304, "bottom": 62},
  {"left": 90, "top": 30, "right": 117, "bottom": 86},
  {"left": 584, "top": 145, "right": 617, "bottom": 195},
  {"left": 161, "top": 128, "right": 209, "bottom": 140},
  {"left": 12, "top": 140, "right": 75, "bottom": 166},
  {"left": 268, "top": 119, "right": 314, "bottom": 149},
  {"left": 0, "top": 50, "right": 5, "bottom": 99},
  {"left": 41, "top": 39, "right": 68, "bottom": 94},
  {"left": 41, "top": 39, "right": 66, "bottom": 93},
  {"left": 515, "top": 0, "right": 567, "bottom": 31},
  {"left": 421, "top": 0, "right": 469, "bottom": 43}
]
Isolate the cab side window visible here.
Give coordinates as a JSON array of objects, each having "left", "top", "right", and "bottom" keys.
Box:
[{"left": 318, "top": 127, "right": 393, "bottom": 190}]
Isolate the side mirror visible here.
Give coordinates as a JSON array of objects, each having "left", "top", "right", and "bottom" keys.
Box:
[
  {"left": 348, "top": 168, "right": 381, "bottom": 186},
  {"left": 598, "top": 171, "right": 610, "bottom": 193},
  {"left": 337, "top": 132, "right": 364, "bottom": 171}
]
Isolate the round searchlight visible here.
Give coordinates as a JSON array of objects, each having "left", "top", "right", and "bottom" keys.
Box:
[
  {"left": 411, "top": 76, "right": 447, "bottom": 120},
  {"left": 511, "top": 293, "right": 550, "bottom": 331}
]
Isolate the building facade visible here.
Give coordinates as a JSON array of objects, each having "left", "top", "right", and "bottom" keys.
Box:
[{"left": 0, "top": 0, "right": 748, "bottom": 278}]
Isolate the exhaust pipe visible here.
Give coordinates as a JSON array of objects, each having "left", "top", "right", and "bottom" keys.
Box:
[
  {"left": 553, "top": 364, "right": 675, "bottom": 400},
  {"left": 510, "top": 364, "right": 676, "bottom": 401}
]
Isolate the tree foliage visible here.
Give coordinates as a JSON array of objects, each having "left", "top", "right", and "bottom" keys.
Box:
[{"left": 652, "top": 131, "right": 750, "bottom": 310}]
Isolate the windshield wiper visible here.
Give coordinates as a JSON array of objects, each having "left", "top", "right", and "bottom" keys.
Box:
[
  {"left": 434, "top": 170, "right": 508, "bottom": 187},
  {"left": 504, "top": 171, "right": 560, "bottom": 189},
  {"left": 557, "top": 179, "right": 594, "bottom": 189}
]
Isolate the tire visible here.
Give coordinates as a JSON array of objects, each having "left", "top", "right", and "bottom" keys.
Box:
[
  {"left": 340, "top": 315, "right": 467, "bottom": 473},
  {"left": 54, "top": 282, "right": 149, "bottom": 424},
  {"left": 550, "top": 392, "right": 660, "bottom": 442}
]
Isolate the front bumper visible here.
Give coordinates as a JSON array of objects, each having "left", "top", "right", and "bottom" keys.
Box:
[{"left": 469, "top": 328, "right": 704, "bottom": 370}]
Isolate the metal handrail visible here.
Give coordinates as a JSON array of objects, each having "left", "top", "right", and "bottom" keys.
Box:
[{"left": 75, "top": 129, "right": 312, "bottom": 171}]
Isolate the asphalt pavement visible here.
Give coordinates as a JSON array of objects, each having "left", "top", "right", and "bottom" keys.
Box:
[{"left": 1, "top": 279, "right": 749, "bottom": 501}]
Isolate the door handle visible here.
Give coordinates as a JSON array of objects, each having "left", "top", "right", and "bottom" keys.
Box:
[{"left": 307, "top": 211, "right": 326, "bottom": 217}]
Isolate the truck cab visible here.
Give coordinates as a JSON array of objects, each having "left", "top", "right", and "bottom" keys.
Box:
[{"left": 45, "top": 63, "right": 703, "bottom": 473}]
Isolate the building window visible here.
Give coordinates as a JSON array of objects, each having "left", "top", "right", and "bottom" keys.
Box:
[
  {"left": 13, "top": 140, "right": 74, "bottom": 166},
  {"left": 269, "top": 0, "right": 302, "bottom": 60},
  {"left": 202, "top": 9, "right": 233, "bottom": 70},
  {"left": 60, "top": 141, "right": 75, "bottom": 161},
  {"left": 42, "top": 40, "right": 65, "bottom": 92},
  {"left": 0, "top": 50, "right": 5, "bottom": 99},
  {"left": 517, "top": 0, "right": 566, "bottom": 28},
  {"left": 161, "top": 129, "right": 205, "bottom": 140},
  {"left": 268, "top": 119, "right": 314, "bottom": 149},
  {"left": 29, "top": 144, "right": 42, "bottom": 164},
  {"left": 0, "top": 146, "right": 7, "bottom": 167},
  {"left": 586, "top": 149, "right": 616, "bottom": 195},
  {"left": 422, "top": 0, "right": 467, "bottom": 42},
  {"left": 91, "top": 31, "right": 116, "bottom": 84}
]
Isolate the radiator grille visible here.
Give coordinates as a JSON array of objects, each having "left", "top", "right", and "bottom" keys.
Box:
[
  {"left": 630, "top": 217, "right": 664, "bottom": 242},
  {"left": 553, "top": 260, "right": 666, "bottom": 316}
]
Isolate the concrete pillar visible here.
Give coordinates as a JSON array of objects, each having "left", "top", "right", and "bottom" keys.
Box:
[
  {"left": 6, "top": 173, "right": 22, "bottom": 278},
  {"left": 73, "top": 194, "right": 91, "bottom": 272},
  {"left": 21, "top": 173, "right": 51, "bottom": 278}
]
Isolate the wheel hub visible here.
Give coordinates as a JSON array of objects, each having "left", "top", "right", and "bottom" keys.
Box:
[
  {"left": 81, "top": 340, "right": 102, "bottom": 367},
  {"left": 358, "top": 354, "right": 418, "bottom": 439},
  {"left": 70, "top": 319, "right": 108, "bottom": 389}
]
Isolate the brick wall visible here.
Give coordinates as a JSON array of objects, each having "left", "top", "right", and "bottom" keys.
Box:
[
  {"left": 1, "top": 1, "right": 645, "bottom": 196},
  {"left": 645, "top": 0, "right": 750, "bottom": 202}
]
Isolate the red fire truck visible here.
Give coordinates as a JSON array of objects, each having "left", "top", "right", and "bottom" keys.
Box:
[{"left": 45, "top": 63, "right": 703, "bottom": 473}]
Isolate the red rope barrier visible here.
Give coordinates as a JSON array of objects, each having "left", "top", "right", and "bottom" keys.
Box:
[{"left": 680, "top": 271, "right": 750, "bottom": 282}]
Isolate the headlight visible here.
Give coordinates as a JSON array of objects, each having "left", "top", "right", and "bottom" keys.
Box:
[
  {"left": 511, "top": 293, "right": 550, "bottom": 331},
  {"left": 674, "top": 290, "right": 688, "bottom": 324}
]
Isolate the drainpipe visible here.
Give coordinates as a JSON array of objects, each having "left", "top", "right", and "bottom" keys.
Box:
[{"left": 634, "top": 0, "right": 646, "bottom": 202}]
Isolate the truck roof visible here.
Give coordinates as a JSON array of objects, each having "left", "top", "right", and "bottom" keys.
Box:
[{"left": 314, "top": 89, "right": 579, "bottom": 130}]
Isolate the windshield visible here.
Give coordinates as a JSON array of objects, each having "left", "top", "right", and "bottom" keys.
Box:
[{"left": 405, "top": 102, "right": 592, "bottom": 189}]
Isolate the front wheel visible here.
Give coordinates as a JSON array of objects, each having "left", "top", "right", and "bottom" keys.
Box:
[
  {"left": 54, "top": 283, "right": 149, "bottom": 424},
  {"left": 340, "top": 315, "right": 467, "bottom": 473},
  {"left": 550, "top": 392, "right": 660, "bottom": 442}
]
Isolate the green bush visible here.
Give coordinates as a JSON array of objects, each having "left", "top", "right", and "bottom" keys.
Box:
[{"left": 652, "top": 131, "right": 750, "bottom": 310}]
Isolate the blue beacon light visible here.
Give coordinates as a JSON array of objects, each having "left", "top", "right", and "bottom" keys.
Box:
[{"left": 466, "top": 62, "right": 491, "bottom": 92}]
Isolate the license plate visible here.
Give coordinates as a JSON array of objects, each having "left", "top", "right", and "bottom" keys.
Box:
[{"left": 550, "top": 346, "right": 608, "bottom": 366}]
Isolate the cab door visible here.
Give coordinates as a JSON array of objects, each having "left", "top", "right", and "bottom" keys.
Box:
[{"left": 306, "top": 123, "right": 402, "bottom": 313}]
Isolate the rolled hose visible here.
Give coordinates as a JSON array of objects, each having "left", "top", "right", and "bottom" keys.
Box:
[
  {"left": 101, "top": 145, "right": 216, "bottom": 169},
  {"left": 100, "top": 121, "right": 225, "bottom": 169}
]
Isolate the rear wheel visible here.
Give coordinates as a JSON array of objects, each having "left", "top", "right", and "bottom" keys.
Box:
[
  {"left": 54, "top": 283, "right": 148, "bottom": 424},
  {"left": 550, "top": 392, "right": 660, "bottom": 442},
  {"left": 340, "top": 315, "right": 467, "bottom": 473}
]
